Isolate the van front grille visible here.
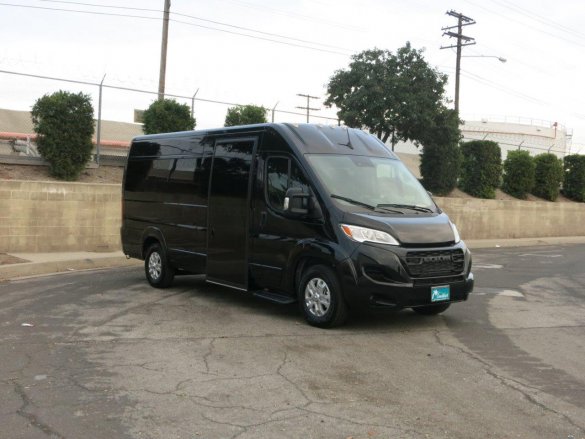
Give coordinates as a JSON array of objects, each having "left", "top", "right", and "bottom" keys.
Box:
[{"left": 405, "top": 249, "right": 465, "bottom": 278}]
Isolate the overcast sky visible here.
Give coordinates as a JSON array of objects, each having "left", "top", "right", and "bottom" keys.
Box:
[{"left": 1, "top": 0, "right": 584, "bottom": 151}]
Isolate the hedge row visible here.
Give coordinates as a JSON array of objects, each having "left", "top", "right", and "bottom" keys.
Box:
[{"left": 422, "top": 140, "right": 584, "bottom": 202}]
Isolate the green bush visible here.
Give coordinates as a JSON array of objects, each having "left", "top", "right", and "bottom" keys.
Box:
[
  {"left": 502, "top": 150, "right": 535, "bottom": 199},
  {"left": 224, "top": 105, "right": 267, "bottom": 127},
  {"left": 459, "top": 140, "right": 502, "bottom": 199},
  {"left": 532, "top": 153, "right": 564, "bottom": 201},
  {"left": 420, "top": 108, "right": 462, "bottom": 196},
  {"left": 31, "top": 90, "right": 94, "bottom": 180},
  {"left": 143, "top": 99, "right": 195, "bottom": 134},
  {"left": 562, "top": 154, "right": 585, "bottom": 202}
]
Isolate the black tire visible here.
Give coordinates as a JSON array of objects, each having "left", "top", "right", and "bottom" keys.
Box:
[
  {"left": 412, "top": 303, "right": 451, "bottom": 316},
  {"left": 299, "top": 265, "right": 348, "bottom": 328},
  {"left": 144, "top": 243, "right": 175, "bottom": 288}
]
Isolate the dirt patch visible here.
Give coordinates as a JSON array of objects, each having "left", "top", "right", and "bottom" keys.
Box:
[
  {"left": 0, "top": 164, "right": 123, "bottom": 184},
  {"left": 0, "top": 253, "right": 30, "bottom": 265}
]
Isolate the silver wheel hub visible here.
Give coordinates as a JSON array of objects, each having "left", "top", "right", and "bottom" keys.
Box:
[
  {"left": 148, "top": 252, "right": 162, "bottom": 280},
  {"left": 304, "top": 277, "right": 331, "bottom": 317}
]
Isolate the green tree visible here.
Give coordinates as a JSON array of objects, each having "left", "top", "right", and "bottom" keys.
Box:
[
  {"left": 142, "top": 99, "right": 195, "bottom": 134},
  {"left": 502, "top": 150, "right": 535, "bottom": 199},
  {"left": 224, "top": 105, "right": 268, "bottom": 127},
  {"left": 532, "top": 153, "right": 564, "bottom": 201},
  {"left": 459, "top": 140, "right": 502, "bottom": 199},
  {"left": 325, "top": 43, "right": 449, "bottom": 150},
  {"left": 31, "top": 90, "right": 94, "bottom": 180},
  {"left": 419, "top": 108, "right": 462, "bottom": 195}
]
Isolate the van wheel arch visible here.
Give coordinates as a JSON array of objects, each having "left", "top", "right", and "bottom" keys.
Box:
[
  {"left": 142, "top": 236, "right": 160, "bottom": 259},
  {"left": 294, "top": 256, "right": 333, "bottom": 294}
]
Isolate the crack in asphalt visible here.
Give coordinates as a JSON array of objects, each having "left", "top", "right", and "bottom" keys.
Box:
[
  {"left": 202, "top": 337, "right": 217, "bottom": 375},
  {"left": 84, "top": 290, "right": 190, "bottom": 329},
  {"left": 275, "top": 351, "right": 313, "bottom": 407},
  {"left": 433, "top": 330, "right": 585, "bottom": 435},
  {"left": 11, "top": 379, "right": 66, "bottom": 439}
]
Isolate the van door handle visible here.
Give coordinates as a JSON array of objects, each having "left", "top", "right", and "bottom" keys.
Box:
[{"left": 260, "top": 211, "right": 267, "bottom": 229}]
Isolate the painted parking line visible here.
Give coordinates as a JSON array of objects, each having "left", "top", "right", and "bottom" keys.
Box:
[{"left": 473, "top": 287, "right": 525, "bottom": 298}]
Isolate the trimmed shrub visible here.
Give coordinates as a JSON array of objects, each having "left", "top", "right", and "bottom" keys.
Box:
[
  {"left": 224, "top": 105, "right": 268, "bottom": 127},
  {"left": 31, "top": 90, "right": 94, "bottom": 180},
  {"left": 502, "top": 150, "right": 535, "bottom": 199},
  {"left": 420, "top": 143, "right": 462, "bottom": 195},
  {"left": 459, "top": 140, "right": 502, "bottom": 199},
  {"left": 532, "top": 153, "right": 564, "bottom": 201},
  {"left": 420, "top": 108, "right": 462, "bottom": 196},
  {"left": 562, "top": 154, "right": 585, "bottom": 202},
  {"left": 143, "top": 99, "right": 195, "bottom": 134}
]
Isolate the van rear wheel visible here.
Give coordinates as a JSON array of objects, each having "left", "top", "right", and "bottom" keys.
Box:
[
  {"left": 145, "top": 243, "right": 174, "bottom": 288},
  {"left": 412, "top": 303, "right": 451, "bottom": 315},
  {"left": 299, "top": 265, "right": 348, "bottom": 328}
]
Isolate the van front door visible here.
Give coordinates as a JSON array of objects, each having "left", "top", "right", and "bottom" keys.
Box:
[{"left": 206, "top": 137, "right": 257, "bottom": 290}]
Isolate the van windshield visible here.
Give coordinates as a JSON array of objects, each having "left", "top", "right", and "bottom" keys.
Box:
[{"left": 306, "top": 154, "right": 435, "bottom": 211}]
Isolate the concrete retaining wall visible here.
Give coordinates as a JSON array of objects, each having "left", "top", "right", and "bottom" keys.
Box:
[
  {"left": 436, "top": 197, "right": 585, "bottom": 240},
  {"left": 0, "top": 180, "right": 121, "bottom": 252},
  {"left": 0, "top": 180, "right": 584, "bottom": 253}
]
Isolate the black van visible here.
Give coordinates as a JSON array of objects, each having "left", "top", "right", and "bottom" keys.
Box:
[{"left": 121, "top": 123, "right": 473, "bottom": 327}]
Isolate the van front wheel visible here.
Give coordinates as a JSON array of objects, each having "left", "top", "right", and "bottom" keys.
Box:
[
  {"left": 145, "top": 243, "right": 174, "bottom": 288},
  {"left": 299, "top": 265, "right": 348, "bottom": 328}
]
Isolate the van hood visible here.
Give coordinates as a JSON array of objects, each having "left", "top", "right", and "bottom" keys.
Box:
[{"left": 348, "top": 212, "right": 456, "bottom": 245}]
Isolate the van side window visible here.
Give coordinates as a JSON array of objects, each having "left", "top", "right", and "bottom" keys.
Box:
[{"left": 266, "top": 157, "right": 310, "bottom": 211}]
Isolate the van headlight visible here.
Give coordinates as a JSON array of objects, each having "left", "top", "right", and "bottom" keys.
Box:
[
  {"left": 340, "top": 224, "right": 399, "bottom": 245},
  {"left": 450, "top": 221, "right": 461, "bottom": 244}
]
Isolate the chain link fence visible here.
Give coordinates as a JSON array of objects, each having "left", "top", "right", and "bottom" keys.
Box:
[{"left": 0, "top": 69, "right": 340, "bottom": 167}]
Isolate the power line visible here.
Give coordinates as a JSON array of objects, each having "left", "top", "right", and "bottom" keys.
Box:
[
  {"left": 460, "top": 70, "right": 550, "bottom": 106},
  {"left": 0, "top": 2, "right": 352, "bottom": 56},
  {"left": 220, "top": 0, "right": 364, "bottom": 32},
  {"left": 169, "top": 18, "right": 349, "bottom": 56},
  {"left": 37, "top": 0, "right": 353, "bottom": 52},
  {"left": 463, "top": 0, "right": 585, "bottom": 49},
  {"left": 488, "top": 0, "right": 585, "bottom": 41}
]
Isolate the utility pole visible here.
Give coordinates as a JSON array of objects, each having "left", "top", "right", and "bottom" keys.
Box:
[
  {"left": 296, "top": 93, "right": 320, "bottom": 123},
  {"left": 158, "top": 0, "right": 171, "bottom": 100},
  {"left": 440, "top": 10, "right": 476, "bottom": 114}
]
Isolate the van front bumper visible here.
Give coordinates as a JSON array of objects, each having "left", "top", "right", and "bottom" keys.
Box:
[{"left": 339, "top": 242, "right": 474, "bottom": 310}]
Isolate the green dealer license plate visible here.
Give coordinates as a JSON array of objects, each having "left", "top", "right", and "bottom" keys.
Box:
[{"left": 431, "top": 285, "right": 450, "bottom": 302}]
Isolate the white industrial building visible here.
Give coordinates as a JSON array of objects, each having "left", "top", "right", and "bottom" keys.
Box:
[
  {"left": 460, "top": 116, "right": 571, "bottom": 159},
  {"left": 393, "top": 116, "right": 573, "bottom": 159}
]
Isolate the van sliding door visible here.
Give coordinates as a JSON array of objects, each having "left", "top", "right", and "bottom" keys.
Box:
[{"left": 206, "top": 137, "right": 257, "bottom": 290}]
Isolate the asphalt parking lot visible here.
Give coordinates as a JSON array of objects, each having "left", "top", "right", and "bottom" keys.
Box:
[{"left": 1, "top": 245, "right": 584, "bottom": 439}]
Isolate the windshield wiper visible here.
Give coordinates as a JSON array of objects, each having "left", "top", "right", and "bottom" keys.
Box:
[
  {"left": 331, "top": 194, "right": 376, "bottom": 210},
  {"left": 331, "top": 195, "right": 403, "bottom": 214},
  {"left": 376, "top": 203, "right": 433, "bottom": 213}
]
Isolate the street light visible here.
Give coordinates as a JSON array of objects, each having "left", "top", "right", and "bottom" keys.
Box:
[{"left": 462, "top": 55, "right": 507, "bottom": 63}]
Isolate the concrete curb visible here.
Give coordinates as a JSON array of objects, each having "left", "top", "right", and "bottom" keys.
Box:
[
  {"left": 0, "top": 255, "right": 141, "bottom": 281},
  {"left": 466, "top": 236, "right": 585, "bottom": 249}
]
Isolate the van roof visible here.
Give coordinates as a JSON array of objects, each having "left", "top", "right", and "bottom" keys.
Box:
[{"left": 132, "top": 123, "right": 397, "bottom": 158}]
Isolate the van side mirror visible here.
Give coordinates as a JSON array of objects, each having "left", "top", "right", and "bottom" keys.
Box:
[{"left": 284, "top": 187, "right": 310, "bottom": 216}]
